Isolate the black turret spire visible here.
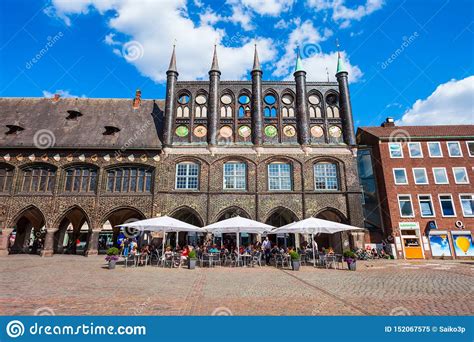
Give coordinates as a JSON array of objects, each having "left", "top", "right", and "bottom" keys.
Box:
[
  {"left": 252, "top": 44, "right": 261, "bottom": 72},
  {"left": 210, "top": 44, "right": 220, "bottom": 72}
]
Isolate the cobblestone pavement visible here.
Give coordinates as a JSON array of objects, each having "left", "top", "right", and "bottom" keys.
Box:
[{"left": 0, "top": 255, "right": 472, "bottom": 316}]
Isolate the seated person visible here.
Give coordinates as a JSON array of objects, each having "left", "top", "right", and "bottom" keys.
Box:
[
  {"left": 139, "top": 245, "right": 150, "bottom": 265},
  {"left": 327, "top": 247, "right": 335, "bottom": 255},
  {"left": 209, "top": 244, "right": 219, "bottom": 253}
]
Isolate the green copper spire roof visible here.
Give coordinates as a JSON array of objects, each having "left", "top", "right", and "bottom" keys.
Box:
[
  {"left": 295, "top": 48, "right": 304, "bottom": 72},
  {"left": 336, "top": 51, "right": 346, "bottom": 73}
]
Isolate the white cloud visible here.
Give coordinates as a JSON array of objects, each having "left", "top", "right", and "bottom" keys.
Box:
[
  {"left": 396, "top": 76, "right": 474, "bottom": 126},
  {"left": 104, "top": 33, "right": 119, "bottom": 45},
  {"left": 299, "top": 51, "right": 363, "bottom": 83},
  {"left": 48, "top": 0, "right": 277, "bottom": 82},
  {"left": 234, "top": 0, "right": 295, "bottom": 16},
  {"left": 307, "top": 0, "right": 384, "bottom": 28},
  {"left": 42, "top": 89, "right": 86, "bottom": 98}
]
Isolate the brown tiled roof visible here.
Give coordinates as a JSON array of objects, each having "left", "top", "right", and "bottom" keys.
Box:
[
  {"left": 0, "top": 97, "right": 164, "bottom": 149},
  {"left": 357, "top": 125, "right": 474, "bottom": 141}
]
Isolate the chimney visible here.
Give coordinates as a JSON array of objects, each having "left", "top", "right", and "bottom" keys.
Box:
[
  {"left": 52, "top": 93, "right": 60, "bottom": 102},
  {"left": 381, "top": 117, "right": 395, "bottom": 128},
  {"left": 132, "top": 89, "right": 142, "bottom": 109}
]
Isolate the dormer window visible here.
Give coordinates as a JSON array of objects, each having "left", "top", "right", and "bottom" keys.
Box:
[
  {"left": 66, "top": 110, "right": 83, "bottom": 120},
  {"left": 5, "top": 125, "right": 24, "bottom": 135},
  {"left": 103, "top": 126, "right": 120, "bottom": 136}
]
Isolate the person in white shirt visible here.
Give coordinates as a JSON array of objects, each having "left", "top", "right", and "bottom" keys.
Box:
[{"left": 262, "top": 237, "right": 271, "bottom": 265}]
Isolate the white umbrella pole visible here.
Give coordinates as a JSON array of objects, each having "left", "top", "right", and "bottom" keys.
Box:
[
  {"left": 237, "top": 232, "right": 240, "bottom": 266},
  {"left": 312, "top": 233, "right": 316, "bottom": 268},
  {"left": 162, "top": 231, "right": 166, "bottom": 268},
  {"left": 175, "top": 232, "right": 178, "bottom": 248}
]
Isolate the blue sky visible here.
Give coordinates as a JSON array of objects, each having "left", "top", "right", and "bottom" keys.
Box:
[{"left": 0, "top": 0, "right": 472, "bottom": 128}]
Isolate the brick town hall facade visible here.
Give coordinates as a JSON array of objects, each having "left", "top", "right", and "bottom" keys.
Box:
[{"left": 0, "top": 46, "right": 367, "bottom": 256}]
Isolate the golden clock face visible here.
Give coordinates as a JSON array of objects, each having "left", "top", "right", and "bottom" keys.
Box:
[
  {"left": 329, "top": 126, "right": 342, "bottom": 138},
  {"left": 311, "top": 125, "right": 324, "bottom": 138},
  {"left": 283, "top": 125, "right": 296, "bottom": 137},
  {"left": 219, "top": 125, "right": 233, "bottom": 138},
  {"left": 193, "top": 125, "right": 207, "bottom": 138}
]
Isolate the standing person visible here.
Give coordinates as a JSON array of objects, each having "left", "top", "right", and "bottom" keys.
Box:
[{"left": 262, "top": 237, "right": 272, "bottom": 266}]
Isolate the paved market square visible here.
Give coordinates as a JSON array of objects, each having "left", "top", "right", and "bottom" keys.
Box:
[{"left": 0, "top": 255, "right": 472, "bottom": 316}]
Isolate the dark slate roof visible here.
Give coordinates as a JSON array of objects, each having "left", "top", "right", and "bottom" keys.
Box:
[
  {"left": 357, "top": 125, "right": 474, "bottom": 143},
  {"left": 0, "top": 97, "right": 164, "bottom": 149}
]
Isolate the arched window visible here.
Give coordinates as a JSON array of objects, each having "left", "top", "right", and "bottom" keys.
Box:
[
  {"left": 195, "top": 94, "right": 207, "bottom": 118},
  {"left": 264, "top": 94, "right": 277, "bottom": 118},
  {"left": 220, "top": 93, "right": 233, "bottom": 118},
  {"left": 106, "top": 167, "right": 152, "bottom": 192},
  {"left": 281, "top": 93, "right": 295, "bottom": 118},
  {"left": 268, "top": 162, "right": 291, "bottom": 190},
  {"left": 64, "top": 166, "right": 98, "bottom": 192},
  {"left": 314, "top": 162, "right": 339, "bottom": 190},
  {"left": 0, "top": 165, "right": 14, "bottom": 193},
  {"left": 223, "top": 162, "right": 246, "bottom": 190},
  {"left": 21, "top": 165, "right": 56, "bottom": 192},
  {"left": 238, "top": 94, "right": 251, "bottom": 118},
  {"left": 175, "top": 162, "right": 199, "bottom": 190},
  {"left": 325, "top": 93, "right": 340, "bottom": 118},
  {"left": 176, "top": 93, "right": 191, "bottom": 118},
  {"left": 308, "top": 93, "right": 322, "bottom": 118}
]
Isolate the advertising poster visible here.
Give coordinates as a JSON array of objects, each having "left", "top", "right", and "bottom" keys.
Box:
[
  {"left": 429, "top": 234, "right": 451, "bottom": 257},
  {"left": 452, "top": 233, "right": 474, "bottom": 257}
]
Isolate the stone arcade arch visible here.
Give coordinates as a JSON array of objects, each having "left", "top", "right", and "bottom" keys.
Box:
[
  {"left": 265, "top": 207, "right": 299, "bottom": 247},
  {"left": 315, "top": 208, "right": 348, "bottom": 254},
  {"left": 10, "top": 206, "right": 46, "bottom": 255},
  {"left": 54, "top": 206, "right": 91, "bottom": 255},
  {"left": 169, "top": 206, "right": 204, "bottom": 247},
  {"left": 98, "top": 207, "right": 147, "bottom": 252}
]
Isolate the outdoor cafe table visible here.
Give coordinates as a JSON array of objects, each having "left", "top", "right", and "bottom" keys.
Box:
[{"left": 241, "top": 253, "right": 252, "bottom": 267}]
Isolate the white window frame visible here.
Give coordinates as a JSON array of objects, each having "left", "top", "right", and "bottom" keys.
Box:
[
  {"left": 452, "top": 167, "right": 469, "bottom": 184},
  {"left": 393, "top": 168, "right": 408, "bottom": 185},
  {"left": 459, "top": 194, "right": 474, "bottom": 217},
  {"left": 175, "top": 162, "right": 199, "bottom": 190},
  {"left": 408, "top": 142, "right": 423, "bottom": 158},
  {"left": 427, "top": 141, "right": 443, "bottom": 158},
  {"left": 223, "top": 162, "right": 247, "bottom": 190},
  {"left": 388, "top": 142, "right": 403, "bottom": 158},
  {"left": 432, "top": 167, "right": 449, "bottom": 184},
  {"left": 314, "top": 163, "right": 339, "bottom": 190},
  {"left": 438, "top": 194, "right": 456, "bottom": 217},
  {"left": 398, "top": 194, "right": 415, "bottom": 218},
  {"left": 418, "top": 194, "right": 435, "bottom": 217},
  {"left": 466, "top": 141, "right": 474, "bottom": 157},
  {"left": 412, "top": 168, "right": 428, "bottom": 185},
  {"left": 447, "top": 141, "right": 462, "bottom": 157},
  {"left": 267, "top": 163, "right": 292, "bottom": 191}
]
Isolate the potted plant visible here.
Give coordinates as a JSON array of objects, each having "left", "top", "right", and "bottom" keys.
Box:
[
  {"left": 105, "top": 247, "right": 120, "bottom": 269},
  {"left": 343, "top": 250, "right": 357, "bottom": 271},
  {"left": 289, "top": 251, "right": 301, "bottom": 271},
  {"left": 188, "top": 250, "right": 197, "bottom": 269}
]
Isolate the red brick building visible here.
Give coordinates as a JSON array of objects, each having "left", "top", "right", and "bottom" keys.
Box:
[{"left": 357, "top": 119, "right": 474, "bottom": 259}]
